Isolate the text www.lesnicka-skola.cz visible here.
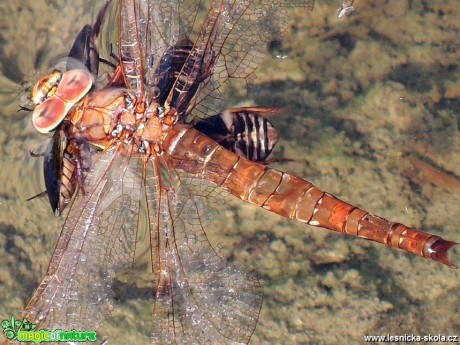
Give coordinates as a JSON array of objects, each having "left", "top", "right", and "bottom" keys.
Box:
[{"left": 364, "top": 334, "right": 459, "bottom": 343}]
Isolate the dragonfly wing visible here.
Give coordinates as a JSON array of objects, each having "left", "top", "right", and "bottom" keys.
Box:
[
  {"left": 99, "top": 0, "right": 201, "bottom": 95},
  {"left": 21, "top": 148, "right": 142, "bottom": 331},
  {"left": 144, "top": 160, "right": 262, "bottom": 344},
  {"left": 182, "top": 0, "right": 316, "bottom": 119},
  {"left": 99, "top": 0, "right": 315, "bottom": 115}
]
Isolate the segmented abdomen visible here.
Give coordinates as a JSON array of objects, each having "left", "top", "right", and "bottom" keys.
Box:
[
  {"left": 194, "top": 107, "right": 280, "bottom": 162},
  {"left": 165, "top": 125, "right": 458, "bottom": 267}
]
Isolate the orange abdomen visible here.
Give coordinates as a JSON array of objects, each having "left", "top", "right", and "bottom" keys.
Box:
[{"left": 164, "top": 125, "right": 458, "bottom": 268}]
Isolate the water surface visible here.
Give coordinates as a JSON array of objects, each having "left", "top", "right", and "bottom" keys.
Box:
[{"left": 0, "top": 1, "right": 459, "bottom": 344}]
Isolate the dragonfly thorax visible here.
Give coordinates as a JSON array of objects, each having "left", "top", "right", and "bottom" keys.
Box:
[
  {"left": 132, "top": 101, "right": 178, "bottom": 155},
  {"left": 69, "top": 87, "right": 178, "bottom": 156}
]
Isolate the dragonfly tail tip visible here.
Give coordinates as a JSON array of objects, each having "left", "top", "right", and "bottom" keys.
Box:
[{"left": 429, "top": 239, "right": 459, "bottom": 269}]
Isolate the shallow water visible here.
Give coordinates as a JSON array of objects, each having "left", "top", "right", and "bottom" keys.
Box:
[{"left": 0, "top": 1, "right": 459, "bottom": 344}]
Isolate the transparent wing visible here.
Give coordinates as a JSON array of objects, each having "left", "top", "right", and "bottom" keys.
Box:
[
  {"left": 13, "top": 143, "right": 261, "bottom": 345},
  {"left": 145, "top": 158, "right": 263, "bottom": 344},
  {"left": 186, "top": 0, "right": 316, "bottom": 119},
  {"left": 19, "top": 148, "right": 142, "bottom": 331},
  {"left": 98, "top": 0, "right": 315, "bottom": 113},
  {"left": 99, "top": 0, "right": 202, "bottom": 95},
  {"left": 13, "top": 1, "right": 315, "bottom": 343}
]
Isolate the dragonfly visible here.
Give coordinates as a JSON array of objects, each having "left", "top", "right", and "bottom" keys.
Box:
[{"left": 3, "top": 0, "right": 458, "bottom": 344}]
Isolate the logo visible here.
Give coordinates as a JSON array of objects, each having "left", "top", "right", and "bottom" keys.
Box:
[{"left": 1, "top": 316, "right": 97, "bottom": 343}]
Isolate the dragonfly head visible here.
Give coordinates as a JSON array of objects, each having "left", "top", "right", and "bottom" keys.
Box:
[{"left": 32, "top": 69, "right": 93, "bottom": 134}]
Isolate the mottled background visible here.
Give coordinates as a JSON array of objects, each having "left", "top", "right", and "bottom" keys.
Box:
[{"left": 0, "top": 0, "right": 459, "bottom": 344}]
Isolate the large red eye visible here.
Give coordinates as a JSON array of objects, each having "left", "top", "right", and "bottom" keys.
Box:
[
  {"left": 31, "top": 69, "right": 93, "bottom": 134},
  {"left": 32, "top": 96, "right": 67, "bottom": 133},
  {"left": 56, "top": 69, "right": 92, "bottom": 103}
]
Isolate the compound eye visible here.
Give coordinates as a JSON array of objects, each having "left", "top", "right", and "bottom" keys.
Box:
[
  {"left": 32, "top": 96, "right": 67, "bottom": 133},
  {"left": 56, "top": 69, "right": 93, "bottom": 103},
  {"left": 31, "top": 69, "right": 93, "bottom": 134}
]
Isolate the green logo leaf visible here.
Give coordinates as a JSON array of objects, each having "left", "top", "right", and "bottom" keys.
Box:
[{"left": 1, "top": 316, "right": 37, "bottom": 341}]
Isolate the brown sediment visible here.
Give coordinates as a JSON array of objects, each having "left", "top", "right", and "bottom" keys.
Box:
[{"left": 1, "top": 1, "right": 459, "bottom": 345}]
